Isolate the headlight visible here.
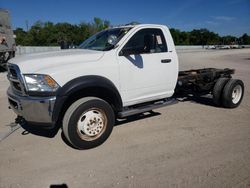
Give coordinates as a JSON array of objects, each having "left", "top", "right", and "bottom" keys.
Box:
[{"left": 23, "top": 74, "right": 60, "bottom": 93}]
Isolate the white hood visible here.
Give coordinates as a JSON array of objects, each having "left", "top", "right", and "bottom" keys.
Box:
[{"left": 10, "top": 49, "right": 104, "bottom": 73}]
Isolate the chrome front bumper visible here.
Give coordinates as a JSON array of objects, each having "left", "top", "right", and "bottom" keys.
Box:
[{"left": 7, "top": 87, "right": 56, "bottom": 124}]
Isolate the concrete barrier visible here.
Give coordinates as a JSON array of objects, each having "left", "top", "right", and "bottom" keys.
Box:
[
  {"left": 176, "top": 45, "right": 250, "bottom": 52},
  {"left": 16, "top": 45, "right": 250, "bottom": 55},
  {"left": 176, "top": 45, "right": 206, "bottom": 52},
  {"left": 16, "top": 45, "right": 207, "bottom": 55},
  {"left": 175, "top": 45, "right": 205, "bottom": 50},
  {"left": 16, "top": 46, "right": 61, "bottom": 55}
]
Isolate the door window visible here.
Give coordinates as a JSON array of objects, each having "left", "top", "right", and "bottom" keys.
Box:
[{"left": 122, "top": 28, "right": 168, "bottom": 54}]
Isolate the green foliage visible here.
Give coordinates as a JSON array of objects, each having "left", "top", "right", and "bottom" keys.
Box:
[
  {"left": 13, "top": 18, "right": 250, "bottom": 46},
  {"left": 170, "top": 28, "right": 250, "bottom": 45},
  {"left": 14, "top": 17, "right": 110, "bottom": 46},
  {"left": 239, "top": 33, "right": 250, "bottom": 45}
]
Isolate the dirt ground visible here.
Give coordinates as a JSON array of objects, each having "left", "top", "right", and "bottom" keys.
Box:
[{"left": 0, "top": 49, "right": 250, "bottom": 188}]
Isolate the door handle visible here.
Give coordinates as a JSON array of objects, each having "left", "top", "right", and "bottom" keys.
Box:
[{"left": 161, "top": 59, "right": 171, "bottom": 63}]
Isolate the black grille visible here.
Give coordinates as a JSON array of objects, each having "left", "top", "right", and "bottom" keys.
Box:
[
  {"left": 12, "top": 82, "right": 22, "bottom": 91},
  {"left": 7, "top": 65, "right": 25, "bottom": 95},
  {"left": 8, "top": 98, "right": 18, "bottom": 109},
  {"left": 9, "top": 68, "right": 18, "bottom": 78}
]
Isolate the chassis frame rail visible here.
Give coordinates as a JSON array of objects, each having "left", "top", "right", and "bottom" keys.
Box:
[{"left": 176, "top": 68, "right": 235, "bottom": 94}]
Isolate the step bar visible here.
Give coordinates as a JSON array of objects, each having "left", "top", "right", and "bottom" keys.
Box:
[{"left": 118, "top": 98, "right": 177, "bottom": 118}]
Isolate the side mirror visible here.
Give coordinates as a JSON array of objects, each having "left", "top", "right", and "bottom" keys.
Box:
[{"left": 119, "top": 48, "right": 132, "bottom": 56}]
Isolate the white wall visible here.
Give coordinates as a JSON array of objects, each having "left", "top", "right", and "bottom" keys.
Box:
[
  {"left": 16, "top": 46, "right": 61, "bottom": 55},
  {"left": 16, "top": 45, "right": 250, "bottom": 55}
]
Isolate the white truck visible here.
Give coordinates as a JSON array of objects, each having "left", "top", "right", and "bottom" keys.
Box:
[{"left": 6, "top": 24, "right": 244, "bottom": 149}]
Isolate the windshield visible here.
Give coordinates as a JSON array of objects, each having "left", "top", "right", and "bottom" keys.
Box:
[{"left": 79, "top": 27, "right": 132, "bottom": 51}]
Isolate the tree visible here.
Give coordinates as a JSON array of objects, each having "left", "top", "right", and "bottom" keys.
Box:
[
  {"left": 13, "top": 19, "right": 246, "bottom": 46},
  {"left": 14, "top": 28, "right": 27, "bottom": 45},
  {"left": 169, "top": 28, "right": 181, "bottom": 45},
  {"left": 220, "top": 35, "right": 237, "bottom": 45},
  {"left": 240, "top": 33, "right": 250, "bottom": 45}
]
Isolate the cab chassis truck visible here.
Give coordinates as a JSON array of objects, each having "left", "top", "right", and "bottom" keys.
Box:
[{"left": 6, "top": 24, "right": 244, "bottom": 149}]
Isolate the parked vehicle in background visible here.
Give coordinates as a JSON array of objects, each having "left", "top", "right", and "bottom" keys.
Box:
[
  {"left": 219, "top": 45, "right": 230, "bottom": 49},
  {"left": 205, "top": 45, "right": 216, "bottom": 49},
  {"left": 230, "top": 44, "right": 240, "bottom": 49},
  {"left": 0, "top": 9, "right": 16, "bottom": 70}
]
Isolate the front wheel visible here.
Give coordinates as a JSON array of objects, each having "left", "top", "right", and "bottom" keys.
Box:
[{"left": 63, "top": 97, "right": 115, "bottom": 149}]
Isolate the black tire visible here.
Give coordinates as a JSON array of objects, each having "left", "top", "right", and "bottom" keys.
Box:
[
  {"left": 0, "top": 63, "right": 7, "bottom": 72},
  {"left": 63, "top": 97, "right": 115, "bottom": 149},
  {"left": 222, "top": 79, "right": 244, "bottom": 108},
  {"left": 213, "top": 78, "right": 230, "bottom": 106}
]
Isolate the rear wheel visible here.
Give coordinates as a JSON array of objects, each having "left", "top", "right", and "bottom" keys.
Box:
[
  {"left": 222, "top": 79, "right": 244, "bottom": 108},
  {"left": 63, "top": 97, "right": 115, "bottom": 149},
  {"left": 213, "top": 78, "right": 230, "bottom": 106}
]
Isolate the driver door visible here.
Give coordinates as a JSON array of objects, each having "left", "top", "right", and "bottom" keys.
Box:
[{"left": 117, "top": 28, "right": 175, "bottom": 106}]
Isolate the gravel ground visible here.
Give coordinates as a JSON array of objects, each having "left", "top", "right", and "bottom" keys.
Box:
[{"left": 0, "top": 49, "right": 250, "bottom": 188}]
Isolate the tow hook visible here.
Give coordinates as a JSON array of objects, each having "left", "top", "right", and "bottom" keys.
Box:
[{"left": 15, "top": 115, "right": 25, "bottom": 125}]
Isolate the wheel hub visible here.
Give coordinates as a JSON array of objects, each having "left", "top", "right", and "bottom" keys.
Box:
[
  {"left": 77, "top": 109, "right": 105, "bottom": 137},
  {"left": 232, "top": 85, "right": 242, "bottom": 104}
]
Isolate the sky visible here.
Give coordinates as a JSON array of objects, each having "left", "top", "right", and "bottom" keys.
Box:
[{"left": 1, "top": 0, "right": 250, "bottom": 37}]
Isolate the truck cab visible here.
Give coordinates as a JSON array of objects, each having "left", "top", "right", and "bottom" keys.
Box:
[{"left": 115, "top": 25, "right": 178, "bottom": 106}]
